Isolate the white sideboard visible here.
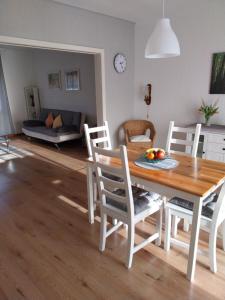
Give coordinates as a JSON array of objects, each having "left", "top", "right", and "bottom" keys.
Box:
[{"left": 186, "top": 124, "right": 225, "bottom": 162}]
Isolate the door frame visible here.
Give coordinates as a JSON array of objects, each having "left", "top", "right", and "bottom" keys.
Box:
[{"left": 0, "top": 35, "right": 106, "bottom": 126}]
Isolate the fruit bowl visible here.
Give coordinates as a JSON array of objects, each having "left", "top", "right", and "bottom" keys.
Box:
[{"left": 144, "top": 148, "right": 166, "bottom": 162}]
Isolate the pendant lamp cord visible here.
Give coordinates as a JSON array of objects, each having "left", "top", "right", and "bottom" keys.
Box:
[{"left": 162, "top": 0, "right": 165, "bottom": 18}]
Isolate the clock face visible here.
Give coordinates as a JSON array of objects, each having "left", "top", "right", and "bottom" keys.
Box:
[{"left": 114, "top": 53, "right": 127, "bottom": 73}]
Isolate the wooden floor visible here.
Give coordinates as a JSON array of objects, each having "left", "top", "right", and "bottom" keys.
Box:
[{"left": 0, "top": 137, "right": 225, "bottom": 300}]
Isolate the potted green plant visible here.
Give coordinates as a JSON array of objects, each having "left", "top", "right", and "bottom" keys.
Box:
[{"left": 199, "top": 99, "right": 219, "bottom": 126}]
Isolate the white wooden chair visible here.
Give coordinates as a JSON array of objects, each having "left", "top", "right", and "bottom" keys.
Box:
[
  {"left": 166, "top": 121, "right": 201, "bottom": 158},
  {"left": 166, "top": 121, "right": 202, "bottom": 235},
  {"left": 84, "top": 121, "right": 112, "bottom": 206},
  {"left": 84, "top": 121, "right": 111, "bottom": 159},
  {"left": 91, "top": 142, "right": 163, "bottom": 268},
  {"left": 164, "top": 183, "right": 225, "bottom": 273}
]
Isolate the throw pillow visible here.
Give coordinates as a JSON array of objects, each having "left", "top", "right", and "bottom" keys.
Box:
[
  {"left": 53, "top": 114, "right": 63, "bottom": 129},
  {"left": 130, "top": 135, "right": 151, "bottom": 142},
  {"left": 145, "top": 128, "right": 151, "bottom": 137},
  {"left": 45, "top": 112, "right": 54, "bottom": 128}
]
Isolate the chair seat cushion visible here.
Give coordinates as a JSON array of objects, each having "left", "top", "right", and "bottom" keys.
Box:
[
  {"left": 106, "top": 186, "right": 161, "bottom": 215},
  {"left": 130, "top": 135, "right": 151, "bottom": 143},
  {"left": 169, "top": 193, "right": 218, "bottom": 219}
]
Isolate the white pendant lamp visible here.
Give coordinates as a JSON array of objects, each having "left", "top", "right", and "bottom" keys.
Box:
[{"left": 145, "top": 0, "right": 180, "bottom": 58}]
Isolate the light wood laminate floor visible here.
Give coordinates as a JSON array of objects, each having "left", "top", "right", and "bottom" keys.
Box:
[{"left": 0, "top": 137, "right": 224, "bottom": 300}]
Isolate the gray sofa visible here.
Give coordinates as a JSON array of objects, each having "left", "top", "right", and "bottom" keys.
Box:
[{"left": 22, "top": 108, "right": 85, "bottom": 146}]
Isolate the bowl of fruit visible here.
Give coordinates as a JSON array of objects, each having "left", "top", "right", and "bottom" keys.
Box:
[{"left": 144, "top": 148, "right": 166, "bottom": 163}]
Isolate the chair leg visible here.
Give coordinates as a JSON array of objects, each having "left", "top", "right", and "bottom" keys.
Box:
[
  {"left": 164, "top": 207, "right": 171, "bottom": 251},
  {"left": 126, "top": 223, "right": 135, "bottom": 269},
  {"left": 222, "top": 221, "right": 225, "bottom": 252},
  {"left": 183, "top": 219, "right": 190, "bottom": 232},
  {"left": 172, "top": 216, "right": 179, "bottom": 237},
  {"left": 155, "top": 206, "right": 163, "bottom": 246},
  {"left": 209, "top": 228, "right": 217, "bottom": 273},
  {"left": 99, "top": 213, "right": 107, "bottom": 252},
  {"left": 93, "top": 180, "right": 97, "bottom": 210},
  {"left": 87, "top": 165, "right": 95, "bottom": 224}
]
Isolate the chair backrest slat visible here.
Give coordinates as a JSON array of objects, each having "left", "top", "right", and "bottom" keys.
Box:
[
  {"left": 169, "top": 149, "right": 188, "bottom": 156},
  {"left": 170, "top": 138, "right": 193, "bottom": 146},
  {"left": 96, "top": 162, "right": 123, "bottom": 177},
  {"left": 84, "top": 121, "right": 111, "bottom": 158},
  {"left": 91, "top": 142, "right": 134, "bottom": 217},
  {"left": 102, "top": 189, "right": 127, "bottom": 205},
  {"left": 92, "top": 146, "right": 120, "bottom": 158},
  {"left": 99, "top": 175, "right": 125, "bottom": 190},
  {"left": 172, "top": 126, "right": 197, "bottom": 134},
  {"left": 87, "top": 125, "right": 107, "bottom": 133},
  {"left": 93, "top": 136, "right": 110, "bottom": 145},
  {"left": 166, "top": 121, "right": 201, "bottom": 158}
]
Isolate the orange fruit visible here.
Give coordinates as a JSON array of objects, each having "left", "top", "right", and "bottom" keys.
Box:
[{"left": 147, "top": 152, "right": 155, "bottom": 160}]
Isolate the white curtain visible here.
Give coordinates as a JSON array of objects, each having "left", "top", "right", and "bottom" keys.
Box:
[{"left": 0, "top": 56, "right": 14, "bottom": 136}]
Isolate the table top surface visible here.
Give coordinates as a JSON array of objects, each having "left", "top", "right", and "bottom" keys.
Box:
[{"left": 88, "top": 149, "right": 225, "bottom": 197}]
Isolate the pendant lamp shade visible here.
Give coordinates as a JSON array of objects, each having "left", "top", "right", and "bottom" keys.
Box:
[{"left": 145, "top": 18, "right": 180, "bottom": 59}]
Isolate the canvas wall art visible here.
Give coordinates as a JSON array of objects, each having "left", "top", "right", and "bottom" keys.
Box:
[
  {"left": 65, "top": 69, "right": 80, "bottom": 91},
  {"left": 48, "top": 72, "right": 61, "bottom": 89},
  {"left": 210, "top": 52, "right": 225, "bottom": 94}
]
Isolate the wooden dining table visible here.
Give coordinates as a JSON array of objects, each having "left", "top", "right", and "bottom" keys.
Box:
[{"left": 86, "top": 148, "right": 225, "bottom": 281}]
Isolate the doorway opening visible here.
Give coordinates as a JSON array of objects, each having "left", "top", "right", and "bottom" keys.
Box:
[{"left": 0, "top": 35, "right": 106, "bottom": 158}]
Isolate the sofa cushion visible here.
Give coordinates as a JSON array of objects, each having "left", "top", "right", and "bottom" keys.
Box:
[
  {"left": 39, "top": 109, "right": 49, "bottom": 122},
  {"left": 72, "top": 112, "right": 81, "bottom": 131},
  {"left": 23, "top": 120, "right": 45, "bottom": 127},
  {"left": 56, "top": 126, "right": 78, "bottom": 133},
  {"left": 23, "top": 126, "right": 79, "bottom": 137}
]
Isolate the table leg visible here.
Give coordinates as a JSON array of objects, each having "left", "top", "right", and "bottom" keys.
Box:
[
  {"left": 87, "top": 163, "right": 94, "bottom": 224},
  {"left": 187, "top": 197, "right": 203, "bottom": 281}
]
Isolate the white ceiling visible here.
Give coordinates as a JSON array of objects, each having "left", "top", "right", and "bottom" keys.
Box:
[
  {"left": 52, "top": 0, "right": 162, "bottom": 23},
  {"left": 51, "top": 0, "right": 224, "bottom": 24}
]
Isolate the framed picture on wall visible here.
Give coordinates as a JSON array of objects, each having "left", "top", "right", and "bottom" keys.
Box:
[
  {"left": 48, "top": 71, "right": 61, "bottom": 89},
  {"left": 65, "top": 69, "right": 80, "bottom": 91},
  {"left": 210, "top": 52, "right": 225, "bottom": 94}
]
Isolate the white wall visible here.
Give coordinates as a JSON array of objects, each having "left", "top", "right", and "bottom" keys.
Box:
[
  {"left": 0, "top": 0, "right": 135, "bottom": 145},
  {"left": 0, "top": 47, "right": 35, "bottom": 132},
  {"left": 134, "top": 0, "right": 225, "bottom": 148},
  {"left": 1, "top": 0, "right": 223, "bottom": 148},
  {"left": 32, "top": 49, "right": 96, "bottom": 125}
]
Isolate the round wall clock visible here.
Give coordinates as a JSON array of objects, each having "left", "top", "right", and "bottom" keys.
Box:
[{"left": 114, "top": 53, "right": 127, "bottom": 73}]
